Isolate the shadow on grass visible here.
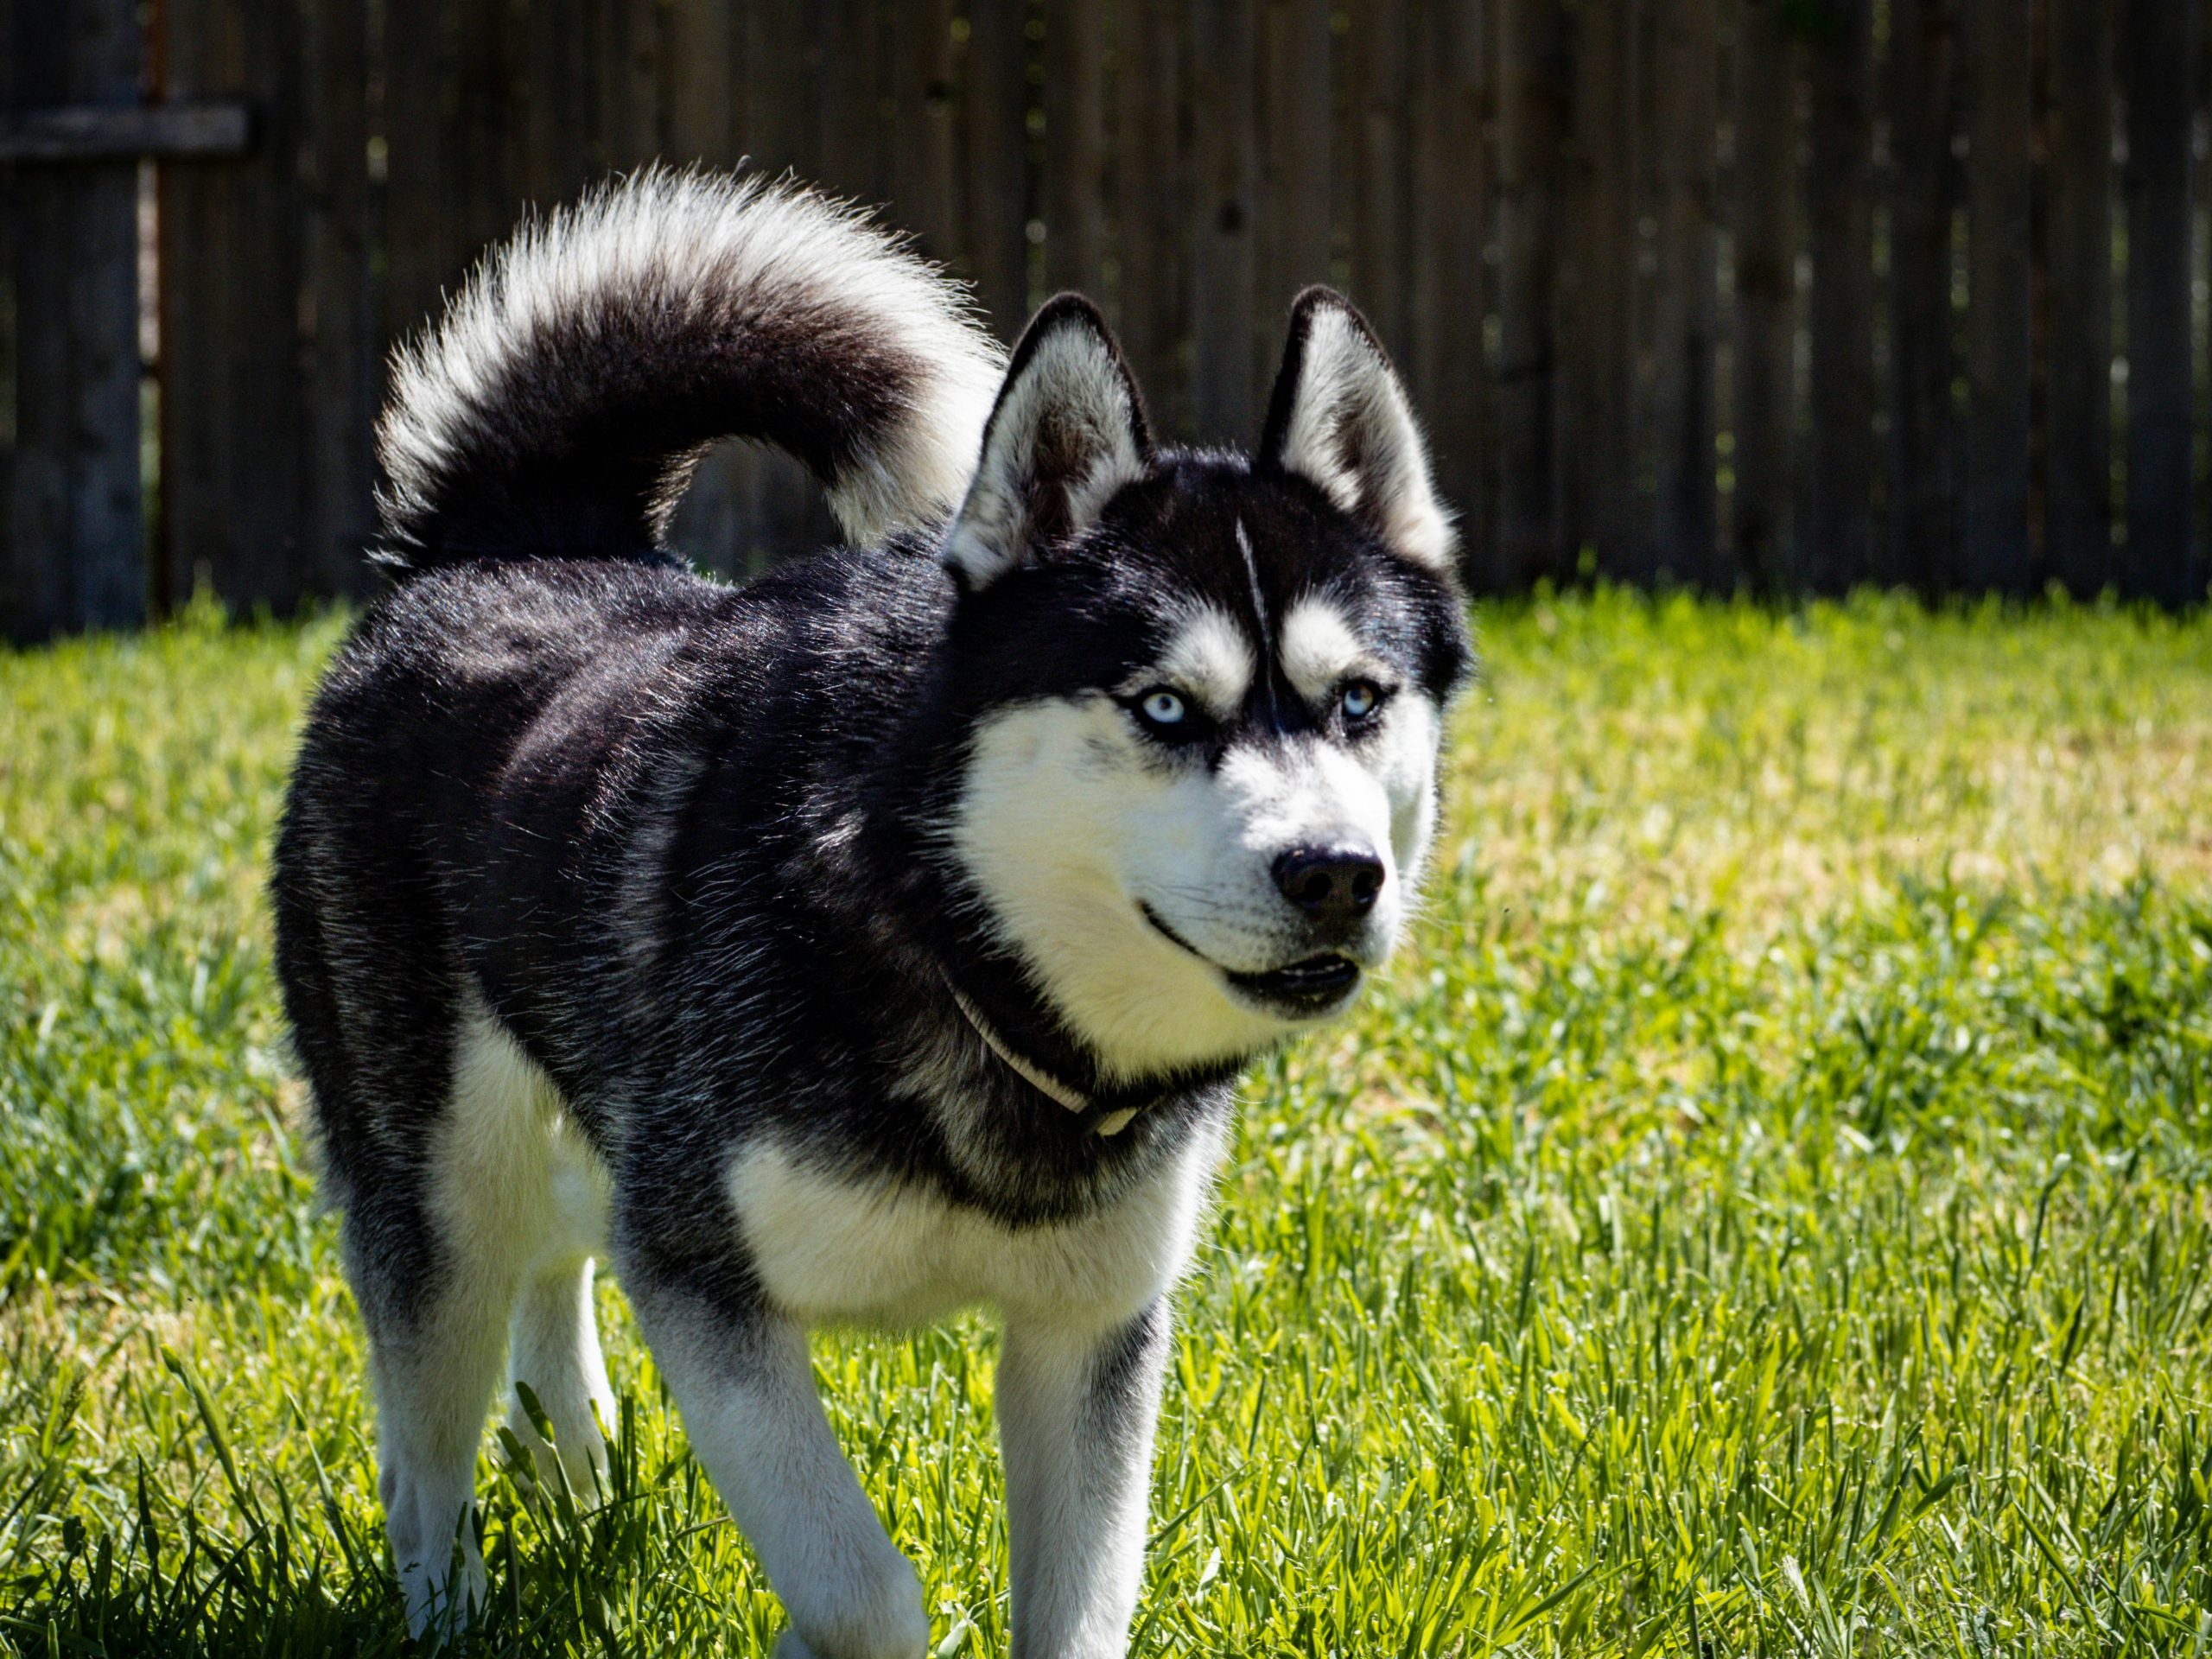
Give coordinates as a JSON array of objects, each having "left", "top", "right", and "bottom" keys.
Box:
[{"left": 2, "top": 1389, "right": 763, "bottom": 1659}]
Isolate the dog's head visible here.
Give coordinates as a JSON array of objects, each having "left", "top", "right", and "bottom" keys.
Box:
[{"left": 935, "top": 290, "right": 1472, "bottom": 1083}]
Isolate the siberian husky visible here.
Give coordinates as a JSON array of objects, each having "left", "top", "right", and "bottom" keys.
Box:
[{"left": 272, "top": 168, "right": 1471, "bottom": 1657}]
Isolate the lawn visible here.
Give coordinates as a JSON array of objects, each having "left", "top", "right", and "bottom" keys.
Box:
[{"left": 2, "top": 589, "right": 2209, "bottom": 1656}]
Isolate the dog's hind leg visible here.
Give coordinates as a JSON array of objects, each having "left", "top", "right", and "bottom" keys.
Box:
[
  {"left": 506, "top": 1248, "right": 617, "bottom": 1497},
  {"left": 353, "top": 1004, "right": 580, "bottom": 1637},
  {"left": 360, "top": 1231, "right": 511, "bottom": 1640}
]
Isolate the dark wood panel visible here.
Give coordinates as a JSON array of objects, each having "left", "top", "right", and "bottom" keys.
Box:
[
  {"left": 1563, "top": 0, "right": 1637, "bottom": 581},
  {"left": 159, "top": 0, "right": 308, "bottom": 613},
  {"left": 1043, "top": 3, "right": 1105, "bottom": 296},
  {"left": 2043, "top": 0, "right": 2112, "bottom": 597},
  {"left": 516, "top": 0, "right": 594, "bottom": 206},
  {"left": 2120, "top": 0, "right": 2197, "bottom": 605},
  {"left": 3, "top": 0, "right": 145, "bottom": 636},
  {"left": 962, "top": 0, "right": 1033, "bottom": 340},
  {"left": 740, "top": 0, "right": 816, "bottom": 180},
  {"left": 1254, "top": 0, "right": 1331, "bottom": 415},
  {"left": 379, "top": 0, "right": 452, "bottom": 351},
  {"left": 9, "top": 0, "right": 2174, "bottom": 625},
  {"left": 1115, "top": 0, "right": 1187, "bottom": 433},
  {"left": 1343, "top": 0, "right": 1408, "bottom": 353},
  {"left": 1731, "top": 0, "right": 1796, "bottom": 594},
  {"left": 1186, "top": 0, "right": 1256, "bottom": 441},
  {"left": 1959, "top": 0, "right": 2032, "bottom": 594},
  {"left": 1885, "top": 0, "right": 1956, "bottom": 591},
  {"left": 1802, "top": 0, "right": 1873, "bottom": 593},
  {"left": 1495, "top": 0, "right": 1567, "bottom": 584},
  {"left": 1649, "top": 0, "right": 1719, "bottom": 586},
  {"left": 300, "top": 0, "right": 377, "bottom": 597},
  {"left": 665, "top": 0, "right": 740, "bottom": 167},
  {"left": 816, "top": 0, "right": 886, "bottom": 204},
  {"left": 447, "top": 0, "right": 518, "bottom": 266},
  {"left": 892, "top": 0, "right": 959, "bottom": 261},
  {"left": 1408, "top": 0, "right": 1486, "bottom": 574}
]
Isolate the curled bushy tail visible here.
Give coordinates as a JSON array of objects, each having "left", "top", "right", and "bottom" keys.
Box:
[{"left": 373, "top": 167, "right": 1006, "bottom": 570}]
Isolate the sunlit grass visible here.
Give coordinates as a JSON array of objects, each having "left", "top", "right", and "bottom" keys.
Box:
[{"left": 3, "top": 588, "right": 2209, "bottom": 1655}]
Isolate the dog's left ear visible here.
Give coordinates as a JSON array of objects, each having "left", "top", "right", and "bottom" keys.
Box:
[
  {"left": 944, "top": 295, "right": 1152, "bottom": 591},
  {"left": 1258, "top": 288, "right": 1456, "bottom": 577}
]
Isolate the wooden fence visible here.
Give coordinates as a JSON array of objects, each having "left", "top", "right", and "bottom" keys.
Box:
[{"left": 3, "top": 1, "right": 2209, "bottom": 640}]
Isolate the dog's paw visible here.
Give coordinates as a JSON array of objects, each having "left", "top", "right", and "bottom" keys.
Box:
[
  {"left": 772, "top": 1564, "right": 930, "bottom": 1659},
  {"left": 772, "top": 1625, "right": 928, "bottom": 1659}
]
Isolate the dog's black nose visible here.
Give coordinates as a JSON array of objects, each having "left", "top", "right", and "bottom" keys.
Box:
[{"left": 1272, "top": 846, "right": 1385, "bottom": 925}]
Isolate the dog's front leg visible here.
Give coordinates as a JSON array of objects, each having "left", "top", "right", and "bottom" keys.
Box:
[
  {"left": 639, "top": 1298, "right": 927, "bottom": 1659},
  {"left": 997, "top": 1299, "right": 1172, "bottom": 1659}
]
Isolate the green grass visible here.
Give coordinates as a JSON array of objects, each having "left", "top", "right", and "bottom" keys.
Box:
[{"left": 3, "top": 589, "right": 2210, "bottom": 1656}]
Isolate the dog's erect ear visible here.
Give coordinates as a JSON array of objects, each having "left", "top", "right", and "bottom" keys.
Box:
[
  {"left": 1258, "top": 288, "right": 1456, "bottom": 576},
  {"left": 943, "top": 295, "right": 1152, "bottom": 591}
]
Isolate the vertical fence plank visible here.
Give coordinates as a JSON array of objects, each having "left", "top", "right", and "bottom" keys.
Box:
[
  {"left": 451, "top": 0, "right": 518, "bottom": 262},
  {"left": 963, "top": 0, "right": 1033, "bottom": 339},
  {"left": 817, "top": 0, "right": 885, "bottom": 202},
  {"left": 1255, "top": 0, "right": 1332, "bottom": 399},
  {"left": 1187, "top": 0, "right": 1257, "bottom": 439},
  {"left": 666, "top": 0, "right": 740, "bottom": 167},
  {"left": 380, "top": 1, "right": 452, "bottom": 352},
  {"left": 2044, "top": 0, "right": 2112, "bottom": 596},
  {"left": 1563, "top": 0, "right": 1637, "bottom": 579},
  {"left": 2121, "top": 0, "right": 2198, "bottom": 605},
  {"left": 1410, "top": 0, "right": 1487, "bottom": 571},
  {"left": 517, "top": 0, "right": 594, "bottom": 206},
  {"left": 1044, "top": 4, "right": 1107, "bottom": 296},
  {"left": 1496, "top": 0, "right": 1567, "bottom": 585},
  {"left": 161, "top": 0, "right": 308, "bottom": 611},
  {"left": 3, "top": 0, "right": 146, "bottom": 637},
  {"left": 597, "top": 0, "right": 664, "bottom": 168},
  {"left": 1959, "top": 0, "right": 2032, "bottom": 593},
  {"left": 300, "top": 0, "right": 377, "bottom": 595},
  {"left": 1732, "top": 0, "right": 1796, "bottom": 593},
  {"left": 893, "top": 0, "right": 960, "bottom": 260},
  {"left": 1886, "top": 0, "right": 1955, "bottom": 590},
  {"left": 1344, "top": 1, "right": 1409, "bottom": 354},
  {"left": 1116, "top": 0, "right": 1187, "bottom": 432},
  {"left": 1802, "top": 0, "right": 1873, "bottom": 592},
  {"left": 0, "top": 0, "right": 15, "bottom": 630},
  {"left": 1650, "top": 0, "right": 1719, "bottom": 584},
  {"left": 741, "top": 1, "right": 815, "bottom": 179}
]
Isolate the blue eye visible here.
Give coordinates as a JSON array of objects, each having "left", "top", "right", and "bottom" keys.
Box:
[
  {"left": 1341, "top": 680, "right": 1382, "bottom": 721},
  {"left": 1139, "top": 689, "right": 1187, "bottom": 727}
]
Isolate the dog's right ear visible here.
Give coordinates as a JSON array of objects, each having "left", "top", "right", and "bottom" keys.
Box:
[
  {"left": 944, "top": 296, "right": 1152, "bottom": 592},
  {"left": 1258, "top": 287, "right": 1456, "bottom": 577}
]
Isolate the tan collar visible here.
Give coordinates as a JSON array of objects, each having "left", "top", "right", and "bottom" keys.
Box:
[{"left": 946, "top": 983, "right": 1136, "bottom": 1136}]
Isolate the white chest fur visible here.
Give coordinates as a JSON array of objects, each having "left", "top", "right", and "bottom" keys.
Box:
[{"left": 725, "top": 1126, "right": 1224, "bottom": 1332}]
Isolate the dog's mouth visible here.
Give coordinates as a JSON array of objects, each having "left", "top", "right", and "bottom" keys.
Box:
[{"left": 1140, "top": 903, "right": 1363, "bottom": 1018}]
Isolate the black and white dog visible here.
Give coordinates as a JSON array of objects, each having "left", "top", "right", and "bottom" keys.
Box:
[{"left": 272, "top": 169, "right": 1470, "bottom": 1657}]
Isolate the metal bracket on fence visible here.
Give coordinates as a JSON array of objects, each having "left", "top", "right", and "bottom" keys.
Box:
[{"left": 0, "top": 102, "right": 253, "bottom": 164}]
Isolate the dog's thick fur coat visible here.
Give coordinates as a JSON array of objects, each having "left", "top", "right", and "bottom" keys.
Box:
[{"left": 273, "top": 168, "right": 1470, "bottom": 1657}]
